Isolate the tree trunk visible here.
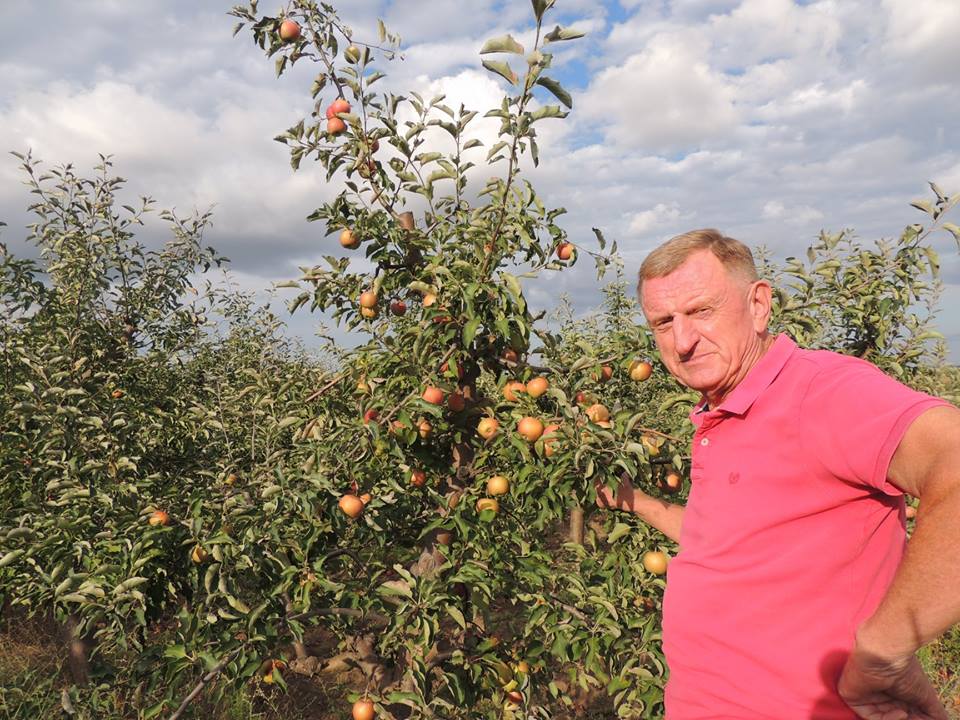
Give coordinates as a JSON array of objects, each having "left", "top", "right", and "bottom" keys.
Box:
[
  {"left": 569, "top": 504, "right": 584, "bottom": 545},
  {"left": 284, "top": 594, "right": 308, "bottom": 660},
  {"left": 64, "top": 613, "right": 90, "bottom": 686}
]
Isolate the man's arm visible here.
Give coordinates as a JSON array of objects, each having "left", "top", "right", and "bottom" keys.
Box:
[
  {"left": 838, "top": 404, "right": 960, "bottom": 719},
  {"left": 595, "top": 474, "right": 685, "bottom": 543}
]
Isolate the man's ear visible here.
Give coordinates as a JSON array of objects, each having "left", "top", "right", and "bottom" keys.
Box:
[{"left": 749, "top": 280, "right": 773, "bottom": 333}]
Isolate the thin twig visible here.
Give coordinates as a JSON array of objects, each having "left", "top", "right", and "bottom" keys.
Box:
[
  {"left": 304, "top": 371, "right": 348, "bottom": 403},
  {"left": 287, "top": 606, "right": 390, "bottom": 627},
  {"left": 167, "top": 647, "right": 243, "bottom": 720}
]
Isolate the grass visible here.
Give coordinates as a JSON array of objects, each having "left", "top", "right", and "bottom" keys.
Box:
[{"left": 2, "top": 610, "right": 957, "bottom": 719}]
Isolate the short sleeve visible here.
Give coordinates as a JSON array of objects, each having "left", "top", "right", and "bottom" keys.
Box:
[{"left": 799, "top": 358, "right": 951, "bottom": 495}]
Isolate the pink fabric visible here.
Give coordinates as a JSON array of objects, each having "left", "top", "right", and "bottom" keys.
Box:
[{"left": 662, "top": 334, "right": 951, "bottom": 718}]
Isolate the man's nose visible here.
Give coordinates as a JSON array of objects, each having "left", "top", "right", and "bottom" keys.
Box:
[{"left": 672, "top": 316, "right": 698, "bottom": 357}]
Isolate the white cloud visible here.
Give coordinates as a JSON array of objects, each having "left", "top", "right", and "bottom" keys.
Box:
[
  {"left": 626, "top": 202, "right": 684, "bottom": 235},
  {"left": 882, "top": 0, "right": 960, "bottom": 74},
  {"left": 578, "top": 32, "right": 738, "bottom": 153},
  {"left": 761, "top": 200, "right": 824, "bottom": 225}
]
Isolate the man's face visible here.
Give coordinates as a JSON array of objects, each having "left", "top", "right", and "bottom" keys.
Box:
[{"left": 640, "top": 250, "right": 767, "bottom": 399}]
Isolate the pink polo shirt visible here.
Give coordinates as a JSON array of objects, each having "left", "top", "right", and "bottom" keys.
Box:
[{"left": 662, "top": 334, "right": 950, "bottom": 719}]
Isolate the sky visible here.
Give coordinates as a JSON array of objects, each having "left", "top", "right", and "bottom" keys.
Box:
[{"left": 1, "top": 0, "right": 959, "bottom": 361}]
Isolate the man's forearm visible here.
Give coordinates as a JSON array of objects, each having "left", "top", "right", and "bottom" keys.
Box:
[
  {"left": 857, "top": 484, "right": 960, "bottom": 658},
  {"left": 626, "top": 493, "right": 685, "bottom": 543}
]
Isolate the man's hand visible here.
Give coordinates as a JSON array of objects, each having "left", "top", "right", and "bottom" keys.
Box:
[
  {"left": 594, "top": 472, "right": 635, "bottom": 512},
  {"left": 837, "top": 640, "right": 947, "bottom": 720},
  {"left": 594, "top": 472, "right": 685, "bottom": 542}
]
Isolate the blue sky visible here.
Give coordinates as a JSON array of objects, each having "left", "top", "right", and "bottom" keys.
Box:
[{"left": 1, "top": 0, "right": 959, "bottom": 360}]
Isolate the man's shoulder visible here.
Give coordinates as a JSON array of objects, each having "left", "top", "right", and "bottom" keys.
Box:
[
  {"left": 789, "top": 346, "right": 882, "bottom": 377},
  {"left": 783, "top": 345, "right": 928, "bottom": 405}
]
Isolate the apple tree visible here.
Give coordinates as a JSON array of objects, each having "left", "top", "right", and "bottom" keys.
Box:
[{"left": 222, "top": 1, "right": 696, "bottom": 717}]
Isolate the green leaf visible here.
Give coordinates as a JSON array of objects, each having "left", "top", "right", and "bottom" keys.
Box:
[
  {"left": 481, "top": 60, "right": 518, "bottom": 85},
  {"left": 447, "top": 604, "right": 467, "bottom": 630},
  {"left": 226, "top": 595, "right": 251, "bottom": 614},
  {"left": 607, "top": 522, "right": 631, "bottom": 543},
  {"left": 536, "top": 77, "right": 572, "bottom": 108},
  {"left": 531, "top": 0, "right": 549, "bottom": 22},
  {"left": 943, "top": 223, "right": 960, "bottom": 249},
  {"left": 909, "top": 199, "right": 935, "bottom": 215},
  {"left": 463, "top": 317, "right": 482, "bottom": 346},
  {"left": 544, "top": 25, "right": 585, "bottom": 43},
  {"left": 480, "top": 34, "right": 524, "bottom": 55},
  {"left": 0, "top": 549, "right": 24, "bottom": 567},
  {"left": 486, "top": 141, "right": 509, "bottom": 161},
  {"left": 530, "top": 105, "right": 567, "bottom": 122},
  {"left": 164, "top": 644, "right": 188, "bottom": 660}
]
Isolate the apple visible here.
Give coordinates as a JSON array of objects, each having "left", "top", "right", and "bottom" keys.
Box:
[
  {"left": 476, "top": 497, "right": 499, "bottom": 513},
  {"left": 421, "top": 292, "right": 438, "bottom": 307},
  {"left": 541, "top": 423, "right": 560, "bottom": 457},
  {"left": 447, "top": 392, "right": 466, "bottom": 412},
  {"left": 339, "top": 494, "right": 365, "bottom": 519},
  {"left": 440, "top": 360, "right": 465, "bottom": 380},
  {"left": 344, "top": 45, "right": 361, "bottom": 64},
  {"left": 362, "top": 409, "right": 379, "bottom": 424},
  {"left": 148, "top": 510, "right": 170, "bottom": 527},
  {"left": 327, "top": 117, "right": 347, "bottom": 135},
  {"left": 360, "top": 306, "right": 377, "bottom": 319},
  {"left": 356, "top": 379, "right": 371, "bottom": 394},
  {"left": 556, "top": 242, "right": 574, "bottom": 261},
  {"left": 111, "top": 389, "right": 124, "bottom": 399},
  {"left": 629, "top": 360, "right": 653, "bottom": 382},
  {"left": 279, "top": 19, "right": 301, "bottom": 42},
  {"left": 352, "top": 698, "right": 375, "bottom": 720},
  {"left": 663, "top": 471, "right": 682, "bottom": 493},
  {"left": 596, "top": 419, "right": 613, "bottom": 428},
  {"left": 515, "top": 661, "right": 530, "bottom": 674},
  {"left": 501, "top": 348, "right": 519, "bottom": 364},
  {"left": 486, "top": 475, "right": 509, "bottom": 496},
  {"left": 517, "top": 417, "right": 544, "bottom": 442},
  {"left": 586, "top": 403, "right": 610, "bottom": 423},
  {"left": 477, "top": 417, "right": 500, "bottom": 441},
  {"left": 525, "top": 376, "right": 548, "bottom": 398},
  {"left": 397, "top": 211, "right": 416, "bottom": 231},
  {"left": 503, "top": 380, "right": 526, "bottom": 402},
  {"left": 326, "top": 98, "right": 351, "bottom": 119},
  {"left": 418, "top": 419, "right": 433, "bottom": 439},
  {"left": 359, "top": 291, "right": 378, "bottom": 308},
  {"left": 191, "top": 545, "right": 208, "bottom": 564},
  {"left": 410, "top": 469, "right": 426, "bottom": 487},
  {"left": 641, "top": 433, "right": 661, "bottom": 456},
  {"left": 422, "top": 386, "right": 444, "bottom": 405},
  {"left": 642, "top": 550, "right": 669, "bottom": 575},
  {"left": 389, "top": 420, "right": 406, "bottom": 434},
  {"left": 506, "top": 690, "right": 524, "bottom": 704},
  {"left": 340, "top": 228, "right": 360, "bottom": 249},
  {"left": 592, "top": 365, "right": 613, "bottom": 383},
  {"left": 359, "top": 493, "right": 371, "bottom": 505},
  {"left": 575, "top": 391, "right": 594, "bottom": 406},
  {"left": 390, "top": 300, "right": 406, "bottom": 316}
]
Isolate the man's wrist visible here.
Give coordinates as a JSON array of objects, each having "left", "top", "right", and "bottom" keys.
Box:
[{"left": 855, "top": 616, "right": 918, "bottom": 664}]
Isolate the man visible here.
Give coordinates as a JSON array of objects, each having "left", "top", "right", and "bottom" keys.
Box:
[{"left": 596, "top": 229, "right": 960, "bottom": 719}]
